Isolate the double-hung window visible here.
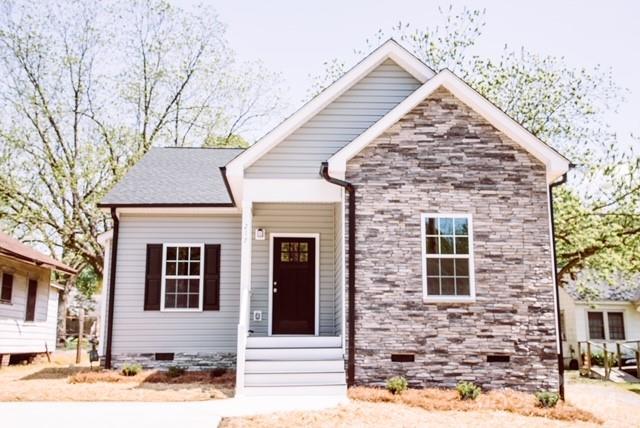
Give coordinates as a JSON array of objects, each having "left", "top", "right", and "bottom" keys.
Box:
[
  {"left": 587, "top": 311, "right": 625, "bottom": 341},
  {"left": 161, "top": 244, "right": 204, "bottom": 311},
  {"left": 421, "top": 214, "right": 475, "bottom": 301}
]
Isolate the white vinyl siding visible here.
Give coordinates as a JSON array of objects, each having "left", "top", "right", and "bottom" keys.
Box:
[
  {"left": 249, "top": 203, "right": 337, "bottom": 336},
  {"left": 110, "top": 214, "right": 241, "bottom": 354},
  {"left": 0, "top": 259, "right": 57, "bottom": 354},
  {"left": 246, "top": 60, "right": 421, "bottom": 178}
]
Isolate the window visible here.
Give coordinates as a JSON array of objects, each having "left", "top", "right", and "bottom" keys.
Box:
[
  {"left": 161, "top": 244, "right": 204, "bottom": 311},
  {"left": 607, "top": 312, "right": 625, "bottom": 340},
  {"left": 587, "top": 312, "right": 605, "bottom": 340},
  {"left": 280, "top": 241, "right": 309, "bottom": 263},
  {"left": 560, "top": 310, "right": 566, "bottom": 341},
  {"left": 587, "top": 311, "right": 625, "bottom": 341},
  {"left": 421, "top": 214, "right": 474, "bottom": 301},
  {"left": 1, "top": 272, "right": 13, "bottom": 303}
]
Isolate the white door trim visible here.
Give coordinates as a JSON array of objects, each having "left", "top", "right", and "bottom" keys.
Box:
[{"left": 268, "top": 232, "right": 320, "bottom": 336}]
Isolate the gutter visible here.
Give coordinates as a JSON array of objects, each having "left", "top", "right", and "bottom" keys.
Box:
[
  {"left": 320, "top": 162, "right": 356, "bottom": 386},
  {"left": 549, "top": 172, "right": 568, "bottom": 400},
  {"left": 104, "top": 207, "right": 120, "bottom": 369}
]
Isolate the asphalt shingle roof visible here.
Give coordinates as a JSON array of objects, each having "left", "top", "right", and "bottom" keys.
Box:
[
  {"left": 100, "top": 147, "right": 243, "bottom": 206},
  {"left": 564, "top": 272, "right": 640, "bottom": 302}
]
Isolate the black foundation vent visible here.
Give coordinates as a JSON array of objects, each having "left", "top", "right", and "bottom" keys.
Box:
[
  {"left": 155, "top": 352, "right": 175, "bottom": 361},
  {"left": 487, "top": 355, "right": 510, "bottom": 363},
  {"left": 391, "top": 353, "right": 415, "bottom": 362}
]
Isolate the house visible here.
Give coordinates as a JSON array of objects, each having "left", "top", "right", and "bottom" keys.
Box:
[
  {"left": 559, "top": 274, "right": 640, "bottom": 369},
  {"left": 98, "top": 39, "right": 571, "bottom": 396},
  {"left": 0, "top": 231, "right": 76, "bottom": 366}
]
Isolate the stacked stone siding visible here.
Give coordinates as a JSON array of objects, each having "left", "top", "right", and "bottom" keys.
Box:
[
  {"left": 346, "top": 88, "right": 558, "bottom": 392},
  {"left": 105, "top": 352, "right": 235, "bottom": 371}
]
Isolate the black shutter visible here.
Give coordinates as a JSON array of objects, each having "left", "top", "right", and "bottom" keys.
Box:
[
  {"left": 1, "top": 273, "right": 13, "bottom": 302},
  {"left": 203, "top": 244, "right": 220, "bottom": 311},
  {"left": 144, "top": 244, "right": 163, "bottom": 310},
  {"left": 25, "top": 279, "right": 37, "bottom": 321}
]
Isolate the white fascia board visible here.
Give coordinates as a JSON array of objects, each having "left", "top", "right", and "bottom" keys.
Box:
[
  {"left": 115, "top": 207, "right": 241, "bottom": 215},
  {"left": 243, "top": 179, "right": 342, "bottom": 203},
  {"left": 329, "top": 70, "right": 571, "bottom": 184},
  {"left": 224, "top": 39, "right": 435, "bottom": 204}
]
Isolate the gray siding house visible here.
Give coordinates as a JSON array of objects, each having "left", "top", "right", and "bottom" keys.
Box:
[{"left": 98, "top": 40, "right": 570, "bottom": 397}]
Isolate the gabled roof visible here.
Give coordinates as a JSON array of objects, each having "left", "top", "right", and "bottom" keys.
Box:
[
  {"left": 0, "top": 231, "right": 76, "bottom": 275},
  {"left": 328, "top": 69, "right": 571, "bottom": 183},
  {"left": 225, "top": 39, "right": 435, "bottom": 179},
  {"left": 99, "top": 147, "right": 242, "bottom": 207}
]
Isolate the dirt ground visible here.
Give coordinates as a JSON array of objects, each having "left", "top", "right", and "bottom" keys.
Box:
[
  {"left": 0, "top": 351, "right": 234, "bottom": 401},
  {"left": 223, "top": 374, "right": 640, "bottom": 428}
]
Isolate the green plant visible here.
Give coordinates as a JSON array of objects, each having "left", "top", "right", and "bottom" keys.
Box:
[
  {"left": 590, "top": 351, "right": 617, "bottom": 367},
  {"left": 535, "top": 390, "right": 560, "bottom": 408},
  {"left": 456, "top": 381, "right": 481, "bottom": 400},
  {"left": 167, "top": 366, "right": 186, "bottom": 378},
  {"left": 386, "top": 376, "right": 408, "bottom": 395},
  {"left": 120, "top": 363, "right": 142, "bottom": 377}
]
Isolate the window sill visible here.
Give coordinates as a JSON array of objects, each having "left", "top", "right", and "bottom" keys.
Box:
[
  {"left": 423, "top": 296, "right": 476, "bottom": 304},
  {"left": 0, "top": 299, "right": 11, "bottom": 305},
  {"left": 160, "top": 308, "right": 203, "bottom": 313}
]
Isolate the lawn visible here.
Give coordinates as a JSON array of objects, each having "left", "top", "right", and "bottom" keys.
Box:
[{"left": 0, "top": 351, "right": 234, "bottom": 401}]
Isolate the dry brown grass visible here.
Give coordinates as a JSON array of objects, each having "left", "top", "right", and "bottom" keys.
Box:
[{"left": 348, "top": 387, "right": 601, "bottom": 424}]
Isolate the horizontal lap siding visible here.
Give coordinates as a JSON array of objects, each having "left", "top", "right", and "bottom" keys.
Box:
[
  {"left": 333, "top": 203, "right": 343, "bottom": 335},
  {"left": 245, "top": 60, "right": 420, "bottom": 178},
  {"left": 250, "top": 203, "right": 336, "bottom": 335},
  {"left": 111, "top": 214, "right": 241, "bottom": 354},
  {"left": 0, "top": 261, "right": 57, "bottom": 354}
]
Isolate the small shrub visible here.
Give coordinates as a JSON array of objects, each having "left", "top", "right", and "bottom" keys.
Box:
[
  {"left": 386, "top": 376, "right": 408, "bottom": 394},
  {"left": 456, "top": 381, "right": 481, "bottom": 400},
  {"left": 167, "top": 365, "right": 186, "bottom": 378},
  {"left": 590, "top": 351, "right": 617, "bottom": 367},
  {"left": 535, "top": 390, "right": 560, "bottom": 408},
  {"left": 121, "top": 363, "right": 142, "bottom": 377}
]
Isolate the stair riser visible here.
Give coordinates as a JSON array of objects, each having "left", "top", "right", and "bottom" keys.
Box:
[
  {"left": 245, "top": 372, "right": 345, "bottom": 386},
  {"left": 247, "top": 336, "right": 342, "bottom": 349},
  {"left": 245, "top": 360, "right": 345, "bottom": 374},
  {"left": 245, "top": 348, "right": 343, "bottom": 361}
]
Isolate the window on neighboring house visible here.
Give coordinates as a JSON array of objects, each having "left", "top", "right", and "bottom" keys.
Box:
[
  {"left": 422, "top": 214, "right": 475, "bottom": 300},
  {"left": 161, "top": 244, "right": 204, "bottom": 311},
  {"left": 1, "top": 272, "right": 13, "bottom": 303},
  {"left": 587, "top": 312, "right": 605, "bottom": 340},
  {"left": 560, "top": 310, "right": 567, "bottom": 341},
  {"left": 607, "top": 312, "right": 625, "bottom": 340},
  {"left": 587, "top": 311, "right": 625, "bottom": 341}
]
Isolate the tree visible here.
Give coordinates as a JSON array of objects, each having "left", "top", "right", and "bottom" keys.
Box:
[
  {"left": 0, "top": 0, "right": 283, "bottom": 275},
  {"left": 311, "top": 6, "right": 640, "bottom": 283}
]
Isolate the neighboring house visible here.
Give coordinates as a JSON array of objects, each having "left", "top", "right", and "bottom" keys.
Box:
[
  {"left": 559, "top": 275, "right": 640, "bottom": 368},
  {"left": 0, "top": 232, "right": 76, "bottom": 366},
  {"left": 98, "top": 40, "right": 571, "bottom": 396}
]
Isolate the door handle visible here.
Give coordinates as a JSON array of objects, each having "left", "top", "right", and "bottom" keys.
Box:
[{"left": 273, "top": 288, "right": 278, "bottom": 294}]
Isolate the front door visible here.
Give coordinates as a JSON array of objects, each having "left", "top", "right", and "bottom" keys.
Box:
[{"left": 272, "top": 236, "right": 316, "bottom": 334}]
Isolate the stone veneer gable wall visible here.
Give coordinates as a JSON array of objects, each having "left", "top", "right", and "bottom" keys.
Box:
[{"left": 346, "top": 87, "right": 559, "bottom": 392}]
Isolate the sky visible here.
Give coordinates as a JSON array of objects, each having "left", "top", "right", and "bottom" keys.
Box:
[{"left": 173, "top": 0, "right": 640, "bottom": 146}]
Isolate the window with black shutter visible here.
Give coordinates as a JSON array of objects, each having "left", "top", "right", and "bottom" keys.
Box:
[
  {"left": 1, "top": 272, "right": 13, "bottom": 303},
  {"left": 25, "top": 279, "right": 38, "bottom": 321}
]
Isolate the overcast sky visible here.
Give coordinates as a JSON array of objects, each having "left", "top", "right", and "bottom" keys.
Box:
[{"left": 174, "top": 0, "right": 639, "bottom": 147}]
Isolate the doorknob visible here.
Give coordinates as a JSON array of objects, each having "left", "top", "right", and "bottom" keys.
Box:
[{"left": 273, "top": 288, "right": 278, "bottom": 294}]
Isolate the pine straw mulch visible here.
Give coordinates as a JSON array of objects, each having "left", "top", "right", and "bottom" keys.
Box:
[
  {"left": 348, "top": 387, "right": 601, "bottom": 424},
  {"left": 67, "top": 368, "right": 235, "bottom": 386}
]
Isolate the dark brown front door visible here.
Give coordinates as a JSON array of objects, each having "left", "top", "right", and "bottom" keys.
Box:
[{"left": 272, "top": 237, "right": 316, "bottom": 334}]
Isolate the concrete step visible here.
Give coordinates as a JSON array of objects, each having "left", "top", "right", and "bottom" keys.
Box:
[
  {"left": 245, "top": 359, "right": 345, "bottom": 374},
  {"left": 245, "top": 347, "right": 343, "bottom": 361},
  {"left": 247, "top": 336, "right": 342, "bottom": 349},
  {"left": 242, "top": 384, "right": 347, "bottom": 397},
  {"left": 245, "top": 371, "right": 345, "bottom": 387}
]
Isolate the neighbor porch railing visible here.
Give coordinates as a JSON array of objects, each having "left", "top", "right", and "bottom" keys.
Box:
[{"left": 578, "top": 339, "right": 640, "bottom": 380}]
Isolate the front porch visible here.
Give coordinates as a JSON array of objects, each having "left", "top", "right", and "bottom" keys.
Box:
[{"left": 235, "top": 200, "right": 347, "bottom": 396}]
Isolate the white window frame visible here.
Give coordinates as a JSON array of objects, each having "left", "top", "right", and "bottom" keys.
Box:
[
  {"left": 586, "top": 309, "right": 626, "bottom": 341},
  {"left": 421, "top": 213, "right": 476, "bottom": 303},
  {"left": 160, "top": 243, "right": 205, "bottom": 312}
]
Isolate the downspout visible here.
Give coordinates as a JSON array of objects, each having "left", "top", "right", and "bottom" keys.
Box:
[
  {"left": 320, "top": 162, "right": 356, "bottom": 386},
  {"left": 549, "top": 172, "right": 568, "bottom": 400},
  {"left": 104, "top": 207, "right": 120, "bottom": 369}
]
